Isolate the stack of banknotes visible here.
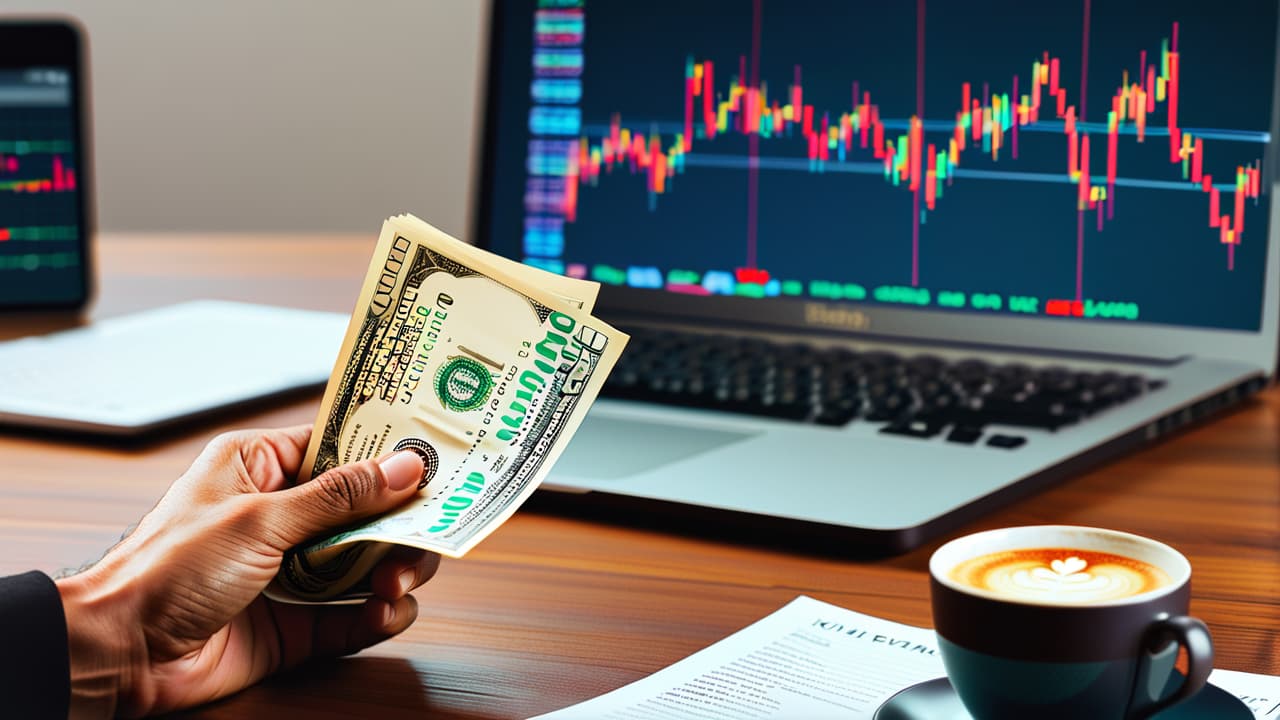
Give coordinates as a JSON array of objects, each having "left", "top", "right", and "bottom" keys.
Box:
[{"left": 266, "top": 214, "right": 627, "bottom": 603}]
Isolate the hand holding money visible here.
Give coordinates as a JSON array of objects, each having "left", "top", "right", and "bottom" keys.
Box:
[{"left": 267, "top": 214, "right": 626, "bottom": 603}]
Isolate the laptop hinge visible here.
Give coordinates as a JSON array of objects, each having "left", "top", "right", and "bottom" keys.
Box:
[{"left": 606, "top": 315, "right": 1189, "bottom": 368}]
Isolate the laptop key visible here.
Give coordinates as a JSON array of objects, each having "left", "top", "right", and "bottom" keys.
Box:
[
  {"left": 880, "top": 417, "right": 947, "bottom": 438},
  {"left": 865, "top": 390, "right": 915, "bottom": 422},
  {"left": 987, "top": 434, "right": 1028, "bottom": 449},
  {"left": 969, "top": 397, "right": 1082, "bottom": 431},
  {"left": 946, "top": 425, "right": 984, "bottom": 444}
]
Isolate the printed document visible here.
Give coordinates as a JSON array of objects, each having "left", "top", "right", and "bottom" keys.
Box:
[
  {"left": 1215, "top": 669, "right": 1280, "bottom": 719},
  {"left": 530, "top": 595, "right": 1280, "bottom": 720}
]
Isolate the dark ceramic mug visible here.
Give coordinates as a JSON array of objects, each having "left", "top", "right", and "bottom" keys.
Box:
[{"left": 930, "top": 526, "right": 1213, "bottom": 720}]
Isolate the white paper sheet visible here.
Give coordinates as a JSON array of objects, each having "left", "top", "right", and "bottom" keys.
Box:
[
  {"left": 530, "top": 595, "right": 1280, "bottom": 720},
  {"left": 1212, "top": 669, "right": 1280, "bottom": 719},
  {"left": 530, "top": 596, "right": 943, "bottom": 719}
]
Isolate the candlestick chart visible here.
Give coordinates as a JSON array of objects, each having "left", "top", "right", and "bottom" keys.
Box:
[
  {"left": 0, "top": 67, "right": 85, "bottom": 305},
  {"left": 0, "top": 140, "right": 82, "bottom": 265},
  {"left": 488, "top": 0, "right": 1277, "bottom": 331}
]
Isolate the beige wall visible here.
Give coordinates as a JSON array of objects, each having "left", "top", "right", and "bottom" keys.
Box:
[{"left": 5, "top": 1, "right": 486, "bottom": 236}]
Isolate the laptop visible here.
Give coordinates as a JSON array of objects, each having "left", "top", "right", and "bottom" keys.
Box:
[
  {"left": 471, "top": 0, "right": 1280, "bottom": 553},
  {"left": 0, "top": 20, "right": 346, "bottom": 436}
]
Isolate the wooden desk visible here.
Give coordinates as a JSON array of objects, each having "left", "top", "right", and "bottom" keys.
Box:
[{"left": 2, "top": 234, "right": 1278, "bottom": 718}]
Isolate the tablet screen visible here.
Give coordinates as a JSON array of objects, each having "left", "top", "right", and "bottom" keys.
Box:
[{"left": 0, "top": 22, "right": 89, "bottom": 310}]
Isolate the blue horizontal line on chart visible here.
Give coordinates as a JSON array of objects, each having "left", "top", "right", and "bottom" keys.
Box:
[
  {"left": 675, "top": 153, "right": 1246, "bottom": 193},
  {"left": 579, "top": 121, "right": 1270, "bottom": 144}
]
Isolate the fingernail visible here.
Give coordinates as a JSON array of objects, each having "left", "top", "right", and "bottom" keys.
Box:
[
  {"left": 398, "top": 568, "right": 416, "bottom": 595},
  {"left": 378, "top": 451, "right": 423, "bottom": 491}
]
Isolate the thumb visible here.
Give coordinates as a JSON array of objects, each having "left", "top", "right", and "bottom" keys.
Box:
[{"left": 267, "top": 451, "right": 424, "bottom": 550}]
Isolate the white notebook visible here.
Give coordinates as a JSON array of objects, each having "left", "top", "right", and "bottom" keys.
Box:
[{"left": 0, "top": 300, "right": 347, "bottom": 435}]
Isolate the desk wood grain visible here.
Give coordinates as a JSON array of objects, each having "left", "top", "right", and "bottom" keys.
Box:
[{"left": 1, "top": 233, "right": 1277, "bottom": 719}]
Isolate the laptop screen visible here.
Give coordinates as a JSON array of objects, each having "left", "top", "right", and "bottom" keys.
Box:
[
  {"left": 0, "top": 23, "right": 89, "bottom": 310},
  {"left": 477, "top": 1, "right": 1278, "bottom": 334}
]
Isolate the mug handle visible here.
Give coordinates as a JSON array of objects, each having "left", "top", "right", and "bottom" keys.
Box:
[{"left": 1126, "top": 615, "right": 1214, "bottom": 720}]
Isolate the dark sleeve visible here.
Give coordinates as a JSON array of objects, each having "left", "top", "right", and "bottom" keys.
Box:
[{"left": 0, "top": 571, "right": 71, "bottom": 720}]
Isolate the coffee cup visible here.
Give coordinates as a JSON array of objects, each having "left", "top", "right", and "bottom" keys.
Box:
[{"left": 929, "top": 525, "right": 1213, "bottom": 720}]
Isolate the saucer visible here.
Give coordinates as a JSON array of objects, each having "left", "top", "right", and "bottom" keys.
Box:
[{"left": 873, "top": 676, "right": 1251, "bottom": 720}]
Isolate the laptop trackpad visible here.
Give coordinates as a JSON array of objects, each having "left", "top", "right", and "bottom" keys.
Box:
[{"left": 556, "top": 416, "right": 756, "bottom": 480}]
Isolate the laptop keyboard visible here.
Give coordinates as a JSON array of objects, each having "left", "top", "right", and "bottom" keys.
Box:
[{"left": 602, "top": 327, "right": 1165, "bottom": 447}]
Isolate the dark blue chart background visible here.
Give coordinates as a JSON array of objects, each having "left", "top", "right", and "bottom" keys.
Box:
[
  {"left": 482, "top": 0, "right": 1278, "bottom": 331},
  {"left": 0, "top": 80, "right": 84, "bottom": 307}
]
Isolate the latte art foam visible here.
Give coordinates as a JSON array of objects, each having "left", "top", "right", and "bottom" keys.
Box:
[{"left": 949, "top": 548, "right": 1172, "bottom": 603}]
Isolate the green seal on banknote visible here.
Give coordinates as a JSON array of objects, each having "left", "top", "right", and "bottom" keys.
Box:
[{"left": 435, "top": 355, "right": 495, "bottom": 411}]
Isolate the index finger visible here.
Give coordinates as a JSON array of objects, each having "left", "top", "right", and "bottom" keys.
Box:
[
  {"left": 241, "top": 424, "right": 313, "bottom": 492},
  {"left": 369, "top": 546, "right": 441, "bottom": 601}
]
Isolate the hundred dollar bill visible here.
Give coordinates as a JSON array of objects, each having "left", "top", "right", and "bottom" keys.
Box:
[{"left": 267, "top": 214, "right": 625, "bottom": 603}]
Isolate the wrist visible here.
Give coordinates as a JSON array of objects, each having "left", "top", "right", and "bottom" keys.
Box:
[{"left": 56, "top": 567, "right": 145, "bottom": 719}]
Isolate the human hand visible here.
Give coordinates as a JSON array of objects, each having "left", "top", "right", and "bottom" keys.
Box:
[{"left": 55, "top": 425, "right": 440, "bottom": 719}]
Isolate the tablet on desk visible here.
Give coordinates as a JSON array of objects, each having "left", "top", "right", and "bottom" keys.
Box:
[
  {"left": 0, "top": 22, "right": 348, "bottom": 436},
  {"left": 0, "top": 300, "right": 348, "bottom": 436}
]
